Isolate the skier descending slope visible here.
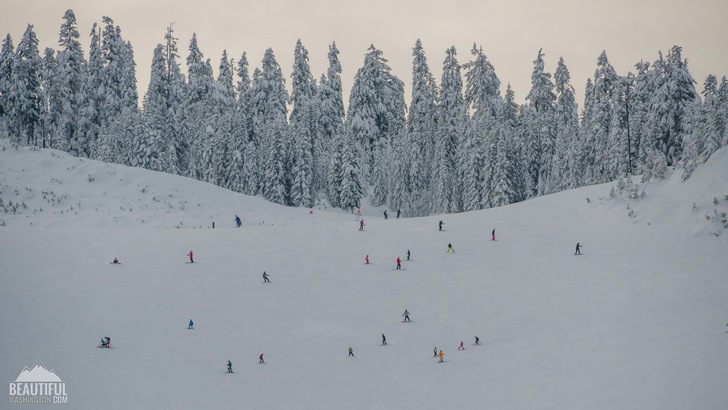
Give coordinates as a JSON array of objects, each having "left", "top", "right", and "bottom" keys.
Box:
[
  {"left": 188, "top": 319, "right": 194, "bottom": 329},
  {"left": 188, "top": 250, "right": 194, "bottom": 263},
  {"left": 382, "top": 334, "right": 387, "bottom": 345},
  {"left": 402, "top": 309, "right": 411, "bottom": 322},
  {"left": 447, "top": 243, "right": 455, "bottom": 253},
  {"left": 263, "top": 271, "right": 270, "bottom": 283},
  {"left": 359, "top": 220, "right": 365, "bottom": 231},
  {"left": 491, "top": 229, "right": 496, "bottom": 241},
  {"left": 575, "top": 242, "right": 582, "bottom": 255},
  {"left": 396, "top": 257, "right": 402, "bottom": 270},
  {"left": 227, "top": 360, "right": 233, "bottom": 373}
]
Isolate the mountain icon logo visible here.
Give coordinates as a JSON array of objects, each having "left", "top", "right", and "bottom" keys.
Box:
[{"left": 14, "top": 359, "right": 62, "bottom": 382}]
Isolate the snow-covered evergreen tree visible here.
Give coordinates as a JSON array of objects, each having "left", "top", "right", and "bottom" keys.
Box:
[
  {"left": 405, "top": 39, "right": 438, "bottom": 215},
  {"left": 696, "top": 75, "right": 722, "bottom": 162},
  {"left": 289, "top": 40, "right": 317, "bottom": 207},
  {"left": 318, "top": 42, "right": 346, "bottom": 206},
  {"left": 523, "top": 49, "right": 556, "bottom": 196},
  {"left": 0, "top": 34, "right": 14, "bottom": 138},
  {"left": 53, "top": 10, "right": 85, "bottom": 152},
  {"left": 642, "top": 46, "right": 698, "bottom": 175},
  {"left": 552, "top": 57, "right": 580, "bottom": 190},
  {"left": 9, "top": 25, "right": 43, "bottom": 147},
  {"left": 338, "top": 128, "right": 364, "bottom": 211},
  {"left": 431, "top": 46, "right": 466, "bottom": 213},
  {"left": 347, "top": 45, "right": 405, "bottom": 181}
]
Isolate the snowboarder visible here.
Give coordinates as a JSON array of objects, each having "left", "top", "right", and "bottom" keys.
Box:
[
  {"left": 491, "top": 228, "right": 496, "bottom": 241},
  {"left": 396, "top": 257, "right": 402, "bottom": 270},
  {"left": 439, "top": 220, "right": 444, "bottom": 231},
  {"left": 234, "top": 215, "right": 241, "bottom": 227},
  {"left": 438, "top": 350, "right": 444, "bottom": 362},
  {"left": 112, "top": 257, "right": 120, "bottom": 264},
  {"left": 365, "top": 255, "right": 370, "bottom": 265},
  {"left": 188, "top": 319, "right": 194, "bottom": 329},
  {"left": 259, "top": 353, "right": 265, "bottom": 364},
  {"left": 188, "top": 250, "right": 194, "bottom": 263},
  {"left": 359, "top": 220, "right": 365, "bottom": 231},
  {"left": 447, "top": 243, "right": 455, "bottom": 253},
  {"left": 433, "top": 347, "right": 438, "bottom": 357},
  {"left": 402, "top": 309, "right": 410, "bottom": 322},
  {"left": 348, "top": 347, "right": 355, "bottom": 357},
  {"left": 263, "top": 271, "right": 270, "bottom": 283},
  {"left": 575, "top": 242, "right": 582, "bottom": 255},
  {"left": 458, "top": 341, "right": 465, "bottom": 350},
  {"left": 406, "top": 250, "right": 411, "bottom": 261},
  {"left": 397, "top": 209, "right": 401, "bottom": 219},
  {"left": 227, "top": 360, "right": 233, "bottom": 373},
  {"left": 383, "top": 210, "right": 388, "bottom": 219},
  {"left": 356, "top": 209, "right": 362, "bottom": 221},
  {"left": 474, "top": 336, "right": 480, "bottom": 345},
  {"left": 381, "top": 333, "right": 387, "bottom": 345}
]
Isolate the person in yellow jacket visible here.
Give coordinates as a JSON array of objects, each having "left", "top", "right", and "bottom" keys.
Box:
[{"left": 438, "top": 350, "right": 444, "bottom": 363}]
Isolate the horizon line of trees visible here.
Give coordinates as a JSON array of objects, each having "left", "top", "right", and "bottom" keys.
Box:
[{"left": 1, "top": 10, "right": 727, "bottom": 215}]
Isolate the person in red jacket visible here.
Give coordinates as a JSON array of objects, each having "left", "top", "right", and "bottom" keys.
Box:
[
  {"left": 188, "top": 251, "right": 194, "bottom": 263},
  {"left": 396, "top": 257, "right": 402, "bottom": 270},
  {"left": 259, "top": 353, "right": 265, "bottom": 364},
  {"left": 365, "top": 255, "right": 370, "bottom": 265}
]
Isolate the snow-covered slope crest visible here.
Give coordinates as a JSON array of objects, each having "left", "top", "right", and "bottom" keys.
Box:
[
  {"left": 595, "top": 146, "right": 728, "bottom": 237},
  {"left": 0, "top": 139, "right": 347, "bottom": 229}
]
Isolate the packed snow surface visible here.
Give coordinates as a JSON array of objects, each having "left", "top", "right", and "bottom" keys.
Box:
[{"left": 1, "top": 142, "right": 727, "bottom": 409}]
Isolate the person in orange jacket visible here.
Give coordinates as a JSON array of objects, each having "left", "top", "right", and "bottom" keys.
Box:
[{"left": 438, "top": 350, "right": 444, "bottom": 363}]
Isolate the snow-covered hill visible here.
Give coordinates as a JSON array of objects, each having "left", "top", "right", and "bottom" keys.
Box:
[{"left": 1, "top": 141, "right": 727, "bottom": 409}]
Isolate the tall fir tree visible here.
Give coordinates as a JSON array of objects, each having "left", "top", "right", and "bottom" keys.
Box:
[
  {"left": 523, "top": 49, "right": 556, "bottom": 196},
  {"left": 9, "top": 25, "right": 43, "bottom": 147}
]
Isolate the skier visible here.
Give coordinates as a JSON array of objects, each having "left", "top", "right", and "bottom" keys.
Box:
[
  {"left": 383, "top": 210, "right": 388, "bottom": 219},
  {"left": 100, "top": 337, "right": 106, "bottom": 347},
  {"left": 112, "top": 257, "right": 120, "bottom": 264},
  {"left": 406, "top": 250, "right": 411, "bottom": 261},
  {"left": 235, "top": 215, "right": 241, "bottom": 227},
  {"left": 355, "top": 209, "right": 362, "bottom": 221},
  {"left": 474, "top": 336, "right": 480, "bottom": 345},
  {"left": 396, "top": 209, "right": 401, "bottom": 219},
  {"left": 348, "top": 347, "right": 355, "bottom": 357},
  {"left": 188, "top": 319, "right": 194, "bottom": 329},
  {"left": 438, "top": 350, "right": 444, "bottom": 363},
  {"left": 365, "top": 255, "right": 370, "bottom": 265},
  {"left": 382, "top": 333, "right": 387, "bottom": 345},
  {"left": 100, "top": 336, "right": 110, "bottom": 348},
  {"left": 402, "top": 309, "right": 410, "bottom": 322},
  {"left": 439, "top": 220, "right": 444, "bottom": 231},
  {"left": 188, "top": 250, "right": 194, "bottom": 263},
  {"left": 359, "top": 220, "right": 365, "bottom": 231},
  {"left": 263, "top": 271, "right": 270, "bottom": 283},
  {"left": 259, "top": 353, "right": 265, "bottom": 364},
  {"left": 227, "top": 360, "right": 233, "bottom": 373},
  {"left": 575, "top": 242, "right": 582, "bottom": 255},
  {"left": 433, "top": 347, "right": 438, "bottom": 357},
  {"left": 458, "top": 341, "right": 465, "bottom": 350},
  {"left": 447, "top": 243, "right": 455, "bottom": 253},
  {"left": 396, "top": 257, "right": 402, "bottom": 270},
  {"left": 491, "top": 228, "right": 496, "bottom": 241}
]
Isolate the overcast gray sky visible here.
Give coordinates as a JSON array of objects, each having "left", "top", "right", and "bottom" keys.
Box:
[{"left": 2, "top": 0, "right": 727, "bottom": 108}]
